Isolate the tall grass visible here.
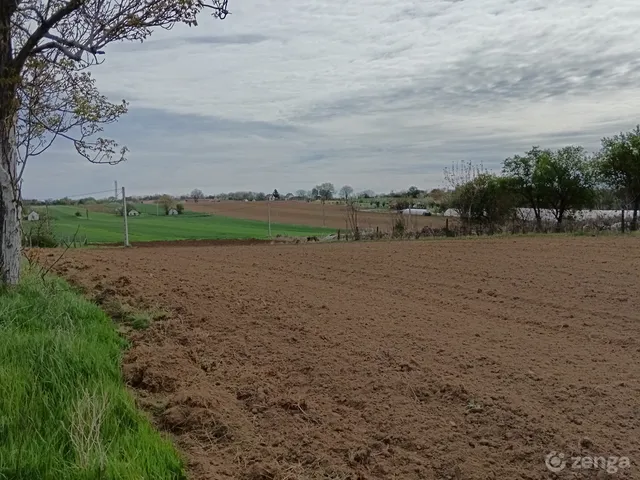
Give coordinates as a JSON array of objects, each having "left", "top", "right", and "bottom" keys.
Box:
[{"left": 0, "top": 269, "right": 186, "bottom": 480}]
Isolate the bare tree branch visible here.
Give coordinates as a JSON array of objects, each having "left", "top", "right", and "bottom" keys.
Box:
[
  {"left": 14, "top": 0, "right": 84, "bottom": 70},
  {"left": 13, "top": 0, "right": 230, "bottom": 67}
]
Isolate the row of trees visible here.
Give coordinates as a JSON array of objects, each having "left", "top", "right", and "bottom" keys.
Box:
[
  {"left": 22, "top": 184, "right": 439, "bottom": 208},
  {"left": 182, "top": 184, "right": 404, "bottom": 203},
  {"left": 445, "top": 126, "right": 640, "bottom": 232}
]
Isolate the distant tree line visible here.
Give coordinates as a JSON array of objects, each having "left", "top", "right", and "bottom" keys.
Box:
[{"left": 24, "top": 126, "right": 640, "bottom": 232}]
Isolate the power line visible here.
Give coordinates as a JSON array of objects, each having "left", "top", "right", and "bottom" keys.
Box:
[{"left": 41, "top": 189, "right": 115, "bottom": 200}]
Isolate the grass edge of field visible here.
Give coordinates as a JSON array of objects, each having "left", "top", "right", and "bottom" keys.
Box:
[{"left": 0, "top": 267, "right": 186, "bottom": 480}]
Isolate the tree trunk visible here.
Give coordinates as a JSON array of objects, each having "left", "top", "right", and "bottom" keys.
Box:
[
  {"left": 1, "top": 3, "right": 21, "bottom": 286},
  {"left": 632, "top": 197, "right": 639, "bottom": 232},
  {"left": 555, "top": 209, "right": 564, "bottom": 232},
  {"left": 532, "top": 206, "right": 542, "bottom": 231},
  {"left": 0, "top": 113, "right": 21, "bottom": 286}
]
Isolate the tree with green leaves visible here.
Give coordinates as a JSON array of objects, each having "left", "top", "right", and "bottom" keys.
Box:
[
  {"left": 598, "top": 126, "right": 640, "bottom": 230},
  {"left": 502, "top": 147, "right": 550, "bottom": 229},
  {"left": 443, "top": 160, "right": 487, "bottom": 226},
  {"left": 503, "top": 146, "right": 596, "bottom": 229},
  {"left": 538, "top": 146, "right": 597, "bottom": 227},
  {"left": 158, "top": 194, "right": 175, "bottom": 215},
  {"left": 0, "top": 0, "right": 230, "bottom": 285},
  {"left": 448, "top": 173, "right": 517, "bottom": 234}
]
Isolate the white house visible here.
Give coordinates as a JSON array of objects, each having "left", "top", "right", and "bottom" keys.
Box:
[
  {"left": 168, "top": 208, "right": 179, "bottom": 215},
  {"left": 26, "top": 211, "right": 40, "bottom": 222},
  {"left": 128, "top": 209, "right": 140, "bottom": 216}
]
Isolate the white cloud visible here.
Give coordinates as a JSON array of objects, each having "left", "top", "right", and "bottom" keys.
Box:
[{"left": 23, "top": 0, "right": 640, "bottom": 198}]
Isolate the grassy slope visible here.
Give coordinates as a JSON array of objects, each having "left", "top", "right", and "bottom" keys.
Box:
[
  {"left": 0, "top": 269, "right": 185, "bottom": 480},
  {"left": 37, "top": 205, "right": 335, "bottom": 244}
]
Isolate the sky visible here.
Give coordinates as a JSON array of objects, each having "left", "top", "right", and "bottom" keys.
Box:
[{"left": 22, "top": 0, "right": 640, "bottom": 199}]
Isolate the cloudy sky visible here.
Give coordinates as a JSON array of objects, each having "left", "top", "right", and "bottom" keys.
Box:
[{"left": 23, "top": 0, "right": 640, "bottom": 199}]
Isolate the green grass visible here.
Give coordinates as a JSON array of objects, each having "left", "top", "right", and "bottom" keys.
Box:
[
  {"left": 0, "top": 268, "right": 186, "bottom": 480},
  {"left": 36, "top": 205, "right": 335, "bottom": 244}
]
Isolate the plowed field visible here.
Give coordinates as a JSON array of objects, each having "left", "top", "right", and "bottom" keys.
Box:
[
  {"left": 182, "top": 200, "right": 449, "bottom": 231},
  {"left": 49, "top": 237, "right": 640, "bottom": 479}
]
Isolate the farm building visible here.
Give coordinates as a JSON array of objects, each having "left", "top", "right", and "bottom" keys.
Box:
[
  {"left": 168, "top": 208, "right": 179, "bottom": 215},
  {"left": 128, "top": 209, "right": 140, "bottom": 216},
  {"left": 26, "top": 211, "right": 40, "bottom": 221}
]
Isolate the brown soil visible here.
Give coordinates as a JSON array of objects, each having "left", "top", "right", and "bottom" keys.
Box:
[
  {"left": 47, "top": 237, "right": 640, "bottom": 479},
  {"left": 178, "top": 200, "right": 449, "bottom": 231}
]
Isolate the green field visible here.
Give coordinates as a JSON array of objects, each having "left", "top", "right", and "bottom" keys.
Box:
[
  {"left": 31, "top": 205, "right": 336, "bottom": 244},
  {"left": 0, "top": 268, "right": 186, "bottom": 479}
]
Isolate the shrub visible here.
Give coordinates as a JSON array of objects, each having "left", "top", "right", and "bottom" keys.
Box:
[
  {"left": 392, "top": 198, "right": 411, "bottom": 211},
  {"left": 23, "top": 215, "right": 57, "bottom": 248},
  {"left": 176, "top": 203, "right": 184, "bottom": 214},
  {"left": 392, "top": 216, "right": 406, "bottom": 238}
]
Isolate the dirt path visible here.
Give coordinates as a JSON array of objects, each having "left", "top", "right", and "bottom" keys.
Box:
[{"left": 49, "top": 237, "right": 640, "bottom": 479}]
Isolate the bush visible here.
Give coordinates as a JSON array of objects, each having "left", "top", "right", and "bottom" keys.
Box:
[
  {"left": 23, "top": 215, "right": 57, "bottom": 248},
  {"left": 176, "top": 203, "right": 184, "bottom": 214},
  {"left": 392, "top": 198, "right": 411, "bottom": 211},
  {"left": 392, "top": 216, "right": 406, "bottom": 237},
  {"left": 449, "top": 174, "right": 518, "bottom": 234}
]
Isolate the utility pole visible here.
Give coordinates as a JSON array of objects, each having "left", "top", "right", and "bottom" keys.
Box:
[
  {"left": 268, "top": 194, "right": 272, "bottom": 238},
  {"left": 122, "top": 187, "right": 130, "bottom": 247},
  {"left": 115, "top": 180, "right": 118, "bottom": 200}
]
